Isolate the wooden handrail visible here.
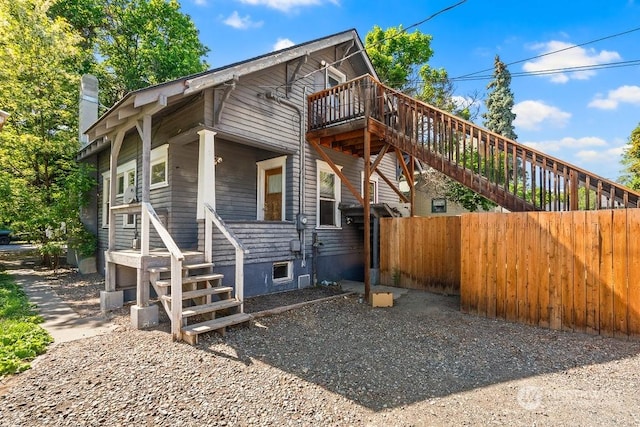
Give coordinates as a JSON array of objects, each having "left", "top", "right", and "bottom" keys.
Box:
[
  {"left": 204, "top": 203, "right": 248, "bottom": 312},
  {"left": 141, "top": 202, "right": 183, "bottom": 340},
  {"left": 308, "top": 75, "right": 640, "bottom": 211}
]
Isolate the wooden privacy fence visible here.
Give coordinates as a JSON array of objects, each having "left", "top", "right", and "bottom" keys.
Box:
[
  {"left": 461, "top": 209, "right": 640, "bottom": 337},
  {"left": 380, "top": 210, "right": 640, "bottom": 338},
  {"left": 380, "top": 216, "right": 461, "bottom": 294}
]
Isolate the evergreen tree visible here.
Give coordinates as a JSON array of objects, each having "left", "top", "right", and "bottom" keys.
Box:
[{"left": 483, "top": 55, "right": 517, "bottom": 140}]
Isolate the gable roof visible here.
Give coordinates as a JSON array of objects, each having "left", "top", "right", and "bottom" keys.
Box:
[{"left": 80, "top": 29, "right": 375, "bottom": 158}]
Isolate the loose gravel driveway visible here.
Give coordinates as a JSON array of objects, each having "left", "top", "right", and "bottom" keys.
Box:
[{"left": 1, "top": 263, "right": 640, "bottom": 426}]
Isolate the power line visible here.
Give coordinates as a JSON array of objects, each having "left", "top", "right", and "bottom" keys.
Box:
[
  {"left": 453, "top": 25, "right": 640, "bottom": 80},
  {"left": 452, "top": 59, "right": 640, "bottom": 82},
  {"left": 280, "top": 0, "right": 467, "bottom": 93}
]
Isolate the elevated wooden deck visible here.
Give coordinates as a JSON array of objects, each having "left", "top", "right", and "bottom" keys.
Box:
[{"left": 306, "top": 74, "right": 640, "bottom": 212}]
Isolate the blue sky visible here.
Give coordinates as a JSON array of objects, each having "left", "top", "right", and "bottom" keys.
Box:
[{"left": 180, "top": 0, "right": 640, "bottom": 182}]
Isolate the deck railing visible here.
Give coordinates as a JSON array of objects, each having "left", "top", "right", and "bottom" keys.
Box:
[
  {"left": 308, "top": 74, "right": 640, "bottom": 211},
  {"left": 204, "top": 203, "right": 248, "bottom": 312}
]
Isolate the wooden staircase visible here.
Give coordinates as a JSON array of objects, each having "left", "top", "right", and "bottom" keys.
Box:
[
  {"left": 306, "top": 75, "right": 640, "bottom": 212},
  {"left": 149, "top": 259, "right": 252, "bottom": 345}
]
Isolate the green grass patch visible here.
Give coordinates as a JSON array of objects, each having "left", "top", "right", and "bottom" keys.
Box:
[{"left": 0, "top": 272, "right": 52, "bottom": 377}]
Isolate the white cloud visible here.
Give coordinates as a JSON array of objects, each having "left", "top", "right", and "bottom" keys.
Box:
[
  {"left": 523, "top": 136, "right": 607, "bottom": 153},
  {"left": 223, "top": 11, "right": 263, "bottom": 29},
  {"left": 513, "top": 100, "right": 571, "bottom": 130},
  {"left": 522, "top": 41, "right": 621, "bottom": 83},
  {"left": 451, "top": 95, "right": 481, "bottom": 111},
  {"left": 588, "top": 85, "right": 640, "bottom": 110},
  {"left": 575, "top": 146, "right": 625, "bottom": 163},
  {"left": 273, "top": 38, "right": 295, "bottom": 51},
  {"left": 194, "top": 0, "right": 207, "bottom": 5},
  {"left": 239, "top": 0, "right": 339, "bottom": 12}
]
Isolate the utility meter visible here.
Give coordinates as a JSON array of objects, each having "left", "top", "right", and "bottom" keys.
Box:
[{"left": 296, "top": 213, "right": 307, "bottom": 230}]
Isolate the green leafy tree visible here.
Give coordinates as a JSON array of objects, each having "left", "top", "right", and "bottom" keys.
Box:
[
  {"left": 365, "top": 25, "right": 493, "bottom": 212},
  {"left": 0, "top": 0, "right": 85, "bottom": 245},
  {"left": 365, "top": 25, "right": 435, "bottom": 92},
  {"left": 620, "top": 123, "right": 640, "bottom": 190},
  {"left": 51, "top": 0, "right": 210, "bottom": 107}
]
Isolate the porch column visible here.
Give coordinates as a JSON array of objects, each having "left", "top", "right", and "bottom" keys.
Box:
[
  {"left": 101, "top": 130, "right": 125, "bottom": 312},
  {"left": 131, "top": 114, "right": 158, "bottom": 328},
  {"left": 197, "top": 129, "right": 217, "bottom": 219}
]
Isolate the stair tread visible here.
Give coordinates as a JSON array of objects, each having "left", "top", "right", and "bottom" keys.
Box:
[
  {"left": 160, "top": 286, "right": 233, "bottom": 301},
  {"left": 182, "top": 313, "right": 252, "bottom": 335},
  {"left": 148, "top": 262, "right": 215, "bottom": 275},
  {"left": 182, "top": 299, "right": 240, "bottom": 317},
  {"left": 183, "top": 262, "right": 215, "bottom": 270},
  {"left": 155, "top": 273, "right": 224, "bottom": 287}
]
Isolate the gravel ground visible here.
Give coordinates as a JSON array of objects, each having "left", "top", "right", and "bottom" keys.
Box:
[{"left": 2, "top": 256, "right": 640, "bottom": 426}]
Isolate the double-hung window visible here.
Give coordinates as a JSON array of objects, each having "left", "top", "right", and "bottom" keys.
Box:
[
  {"left": 150, "top": 144, "right": 168, "bottom": 189},
  {"left": 317, "top": 160, "right": 341, "bottom": 228},
  {"left": 102, "top": 159, "right": 137, "bottom": 228}
]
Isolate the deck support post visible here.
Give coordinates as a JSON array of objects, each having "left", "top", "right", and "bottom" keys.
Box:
[{"left": 363, "top": 99, "right": 372, "bottom": 303}]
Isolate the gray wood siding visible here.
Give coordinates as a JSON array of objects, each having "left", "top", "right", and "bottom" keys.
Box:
[
  {"left": 215, "top": 46, "right": 357, "bottom": 153},
  {"left": 299, "top": 147, "right": 400, "bottom": 259},
  {"left": 198, "top": 220, "right": 299, "bottom": 266},
  {"left": 89, "top": 40, "right": 400, "bottom": 276},
  {"left": 167, "top": 141, "right": 198, "bottom": 249}
]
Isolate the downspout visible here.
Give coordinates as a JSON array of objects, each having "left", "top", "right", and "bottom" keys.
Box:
[{"left": 264, "top": 90, "right": 307, "bottom": 268}]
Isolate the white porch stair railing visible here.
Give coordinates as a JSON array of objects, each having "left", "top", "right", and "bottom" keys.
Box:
[
  {"left": 204, "top": 202, "right": 248, "bottom": 312},
  {"left": 141, "top": 202, "right": 251, "bottom": 344}
]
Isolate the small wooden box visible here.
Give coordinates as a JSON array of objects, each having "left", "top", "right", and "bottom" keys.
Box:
[{"left": 371, "top": 292, "right": 393, "bottom": 307}]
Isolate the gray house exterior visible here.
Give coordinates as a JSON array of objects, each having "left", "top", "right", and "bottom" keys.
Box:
[{"left": 77, "top": 30, "right": 403, "bottom": 339}]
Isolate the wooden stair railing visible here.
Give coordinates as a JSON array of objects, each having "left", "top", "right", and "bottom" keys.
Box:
[
  {"left": 308, "top": 75, "right": 640, "bottom": 211},
  {"left": 204, "top": 203, "right": 248, "bottom": 312},
  {"left": 140, "top": 202, "right": 251, "bottom": 344}
]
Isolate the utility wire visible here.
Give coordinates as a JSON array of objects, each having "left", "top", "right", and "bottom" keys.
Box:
[
  {"left": 235, "top": 58, "right": 640, "bottom": 91},
  {"left": 453, "top": 25, "right": 640, "bottom": 80},
  {"left": 279, "top": 0, "right": 467, "bottom": 93},
  {"left": 452, "top": 58, "right": 640, "bottom": 82}
]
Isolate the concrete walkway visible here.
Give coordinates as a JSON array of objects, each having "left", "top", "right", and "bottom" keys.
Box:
[{"left": 11, "top": 269, "right": 116, "bottom": 345}]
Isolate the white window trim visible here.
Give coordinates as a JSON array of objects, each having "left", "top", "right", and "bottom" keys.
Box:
[
  {"left": 102, "top": 159, "right": 137, "bottom": 229},
  {"left": 316, "top": 159, "right": 342, "bottom": 229},
  {"left": 256, "top": 155, "right": 287, "bottom": 221},
  {"left": 361, "top": 171, "right": 379, "bottom": 204},
  {"left": 272, "top": 261, "right": 293, "bottom": 284},
  {"left": 115, "top": 159, "right": 136, "bottom": 196},
  {"left": 325, "top": 66, "right": 346, "bottom": 88},
  {"left": 150, "top": 144, "right": 169, "bottom": 190},
  {"left": 101, "top": 175, "right": 110, "bottom": 228}
]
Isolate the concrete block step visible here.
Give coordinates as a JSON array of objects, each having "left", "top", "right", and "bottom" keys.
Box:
[
  {"left": 155, "top": 273, "right": 224, "bottom": 288},
  {"left": 160, "top": 286, "right": 233, "bottom": 302},
  {"left": 181, "top": 299, "right": 240, "bottom": 318},
  {"left": 182, "top": 313, "right": 252, "bottom": 344}
]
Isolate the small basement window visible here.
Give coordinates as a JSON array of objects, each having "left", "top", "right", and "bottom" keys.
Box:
[
  {"left": 273, "top": 261, "right": 292, "bottom": 283},
  {"left": 432, "top": 198, "right": 447, "bottom": 213}
]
